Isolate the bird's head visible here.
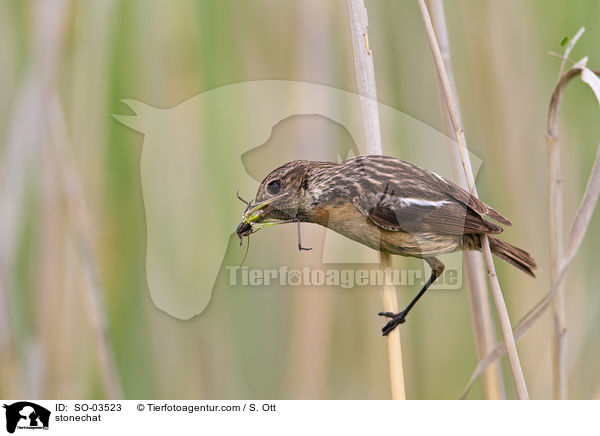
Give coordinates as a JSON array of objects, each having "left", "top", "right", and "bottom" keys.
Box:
[{"left": 236, "top": 160, "right": 311, "bottom": 240}]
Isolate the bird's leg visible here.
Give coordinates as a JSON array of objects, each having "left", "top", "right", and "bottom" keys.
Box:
[
  {"left": 378, "top": 257, "right": 445, "bottom": 336},
  {"left": 296, "top": 220, "right": 312, "bottom": 251}
]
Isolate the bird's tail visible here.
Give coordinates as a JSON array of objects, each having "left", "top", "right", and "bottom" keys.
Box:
[{"left": 464, "top": 235, "right": 537, "bottom": 277}]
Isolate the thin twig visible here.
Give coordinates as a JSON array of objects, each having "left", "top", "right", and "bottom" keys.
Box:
[
  {"left": 558, "top": 28, "right": 585, "bottom": 78},
  {"left": 462, "top": 62, "right": 600, "bottom": 398},
  {"left": 347, "top": 0, "right": 406, "bottom": 400},
  {"left": 417, "top": 0, "right": 529, "bottom": 399},
  {"left": 548, "top": 51, "right": 576, "bottom": 65},
  {"left": 427, "top": 0, "right": 505, "bottom": 400},
  {"left": 550, "top": 26, "right": 584, "bottom": 400}
]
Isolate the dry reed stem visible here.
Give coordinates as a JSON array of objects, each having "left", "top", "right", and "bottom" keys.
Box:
[
  {"left": 45, "top": 92, "right": 123, "bottom": 400},
  {"left": 417, "top": 0, "right": 529, "bottom": 399},
  {"left": 550, "top": 27, "right": 584, "bottom": 400},
  {"left": 29, "top": 0, "right": 122, "bottom": 400},
  {"left": 0, "top": 0, "right": 71, "bottom": 398},
  {"left": 463, "top": 61, "right": 600, "bottom": 398},
  {"left": 558, "top": 28, "right": 585, "bottom": 78},
  {"left": 428, "top": 0, "right": 505, "bottom": 400},
  {"left": 347, "top": 0, "right": 406, "bottom": 400}
]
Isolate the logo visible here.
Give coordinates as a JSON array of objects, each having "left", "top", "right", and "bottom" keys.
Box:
[{"left": 2, "top": 402, "right": 50, "bottom": 434}]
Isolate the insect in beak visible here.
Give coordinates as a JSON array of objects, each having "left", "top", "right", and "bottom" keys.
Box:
[
  {"left": 236, "top": 221, "right": 253, "bottom": 240},
  {"left": 236, "top": 192, "right": 255, "bottom": 245},
  {"left": 235, "top": 191, "right": 289, "bottom": 245},
  {"left": 235, "top": 190, "right": 311, "bottom": 254}
]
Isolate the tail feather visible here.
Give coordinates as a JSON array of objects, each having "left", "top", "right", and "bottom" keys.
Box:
[
  {"left": 463, "top": 234, "right": 536, "bottom": 277},
  {"left": 487, "top": 236, "right": 537, "bottom": 277}
]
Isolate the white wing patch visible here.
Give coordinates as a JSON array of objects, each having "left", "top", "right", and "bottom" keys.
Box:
[
  {"left": 432, "top": 171, "right": 447, "bottom": 182},
  {"left": 398, "top": 198, "right": 449, "bottom": 208}
]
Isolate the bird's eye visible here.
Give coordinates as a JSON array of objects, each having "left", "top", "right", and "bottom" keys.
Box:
[{"left": 267, "top": 179, "right": 281, "bottom": 195}]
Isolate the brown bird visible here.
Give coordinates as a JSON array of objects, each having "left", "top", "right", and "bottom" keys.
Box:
[{"left": 236, "top": 155, "right": 536, "bottom": 335}]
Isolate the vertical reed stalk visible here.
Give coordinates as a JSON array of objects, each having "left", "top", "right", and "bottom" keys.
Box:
[
  {"left": 464, "top": 133, "right": 600, "bottom": 398},
  {"left": 549, "top": 27, "right": 583, "bottom": 400},
  {"left": 45, "top": 93, "right": 123, "bottom": 400},
  {"left": 417, "top": 0, "right": 529, "bottom": 399},
  {"left": 548, "top": 77, "right": 567, "bottom": 402},
  {"left": 427, "top": 0, "right": 505, "bottom": 400},
  {"left": 462, "top": 48, "right": 600, "bottom": 401},
  {"left": 347, "top": 0, "right": 406, "bottom": 400},
  {"left": 34, "top": 0, "right": 123, "bottom": 400}
]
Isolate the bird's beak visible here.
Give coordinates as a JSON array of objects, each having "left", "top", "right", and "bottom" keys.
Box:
[
  {"left": 236, "top": 193, "right": 290, "bottom": 238},
  {"left": 241, "top": 193, "right": 288, "bottom": 223}
]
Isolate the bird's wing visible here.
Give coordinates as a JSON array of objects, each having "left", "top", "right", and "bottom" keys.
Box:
[
  {"left": 351, "top": 189, "right": 503, "bottom": 235},
  {"left": 439, "top": 178, "right": 512, "bottom": 226},
  {"left": 346, "top": 156, "right": 506, "bottom": 235}
]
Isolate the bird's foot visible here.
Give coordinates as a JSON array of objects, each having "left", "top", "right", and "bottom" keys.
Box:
[
  {"left": 378, "top": 310, "right": 407, "bottom": 336},
  {"left": 298, "top": 245, "right": 312, "bottom": 251}
]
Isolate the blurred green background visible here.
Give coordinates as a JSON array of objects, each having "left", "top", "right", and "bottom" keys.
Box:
[{"left": 1, "top": 0, "right": 600, "bottom": 400}]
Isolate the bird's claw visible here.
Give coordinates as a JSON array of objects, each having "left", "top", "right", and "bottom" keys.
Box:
[
  {"left": 378, "top": 311, "right": 407, "bottom": 336},
  {"left": 298, "top": 245, "right": 312, "bottom": 251}
]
